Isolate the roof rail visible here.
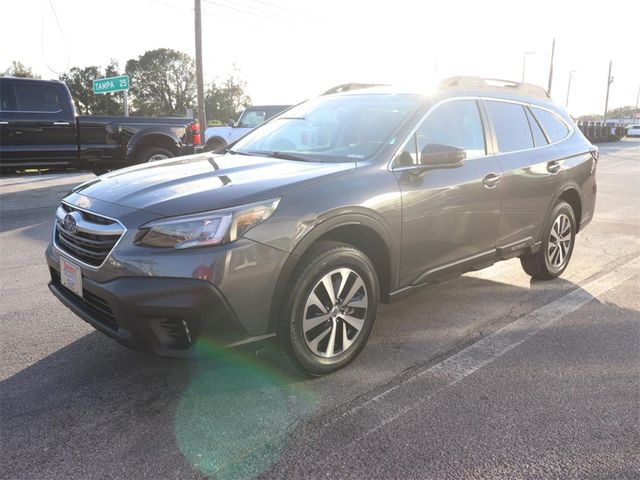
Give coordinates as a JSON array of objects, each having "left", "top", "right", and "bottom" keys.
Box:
[
  {"left": 322, "top": 83, "right": 388, "bottom": 95},
  {"left": 439, "top": 76, "right": 550, "bottom": 100}
]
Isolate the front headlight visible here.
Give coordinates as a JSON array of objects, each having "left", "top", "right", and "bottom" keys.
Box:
[{"left": 136, "top": 198, "right": 280, "bottom": 249}]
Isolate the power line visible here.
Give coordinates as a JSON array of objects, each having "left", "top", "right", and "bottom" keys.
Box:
[
  {"left": 40, "top": 0, "right": 70, "bottom": 75},
  {"left": 248, "top": 0, "right": 318, "bottom": 19},
  {"left": 203, "top": 0, "right": 286, "bottom": 23}
]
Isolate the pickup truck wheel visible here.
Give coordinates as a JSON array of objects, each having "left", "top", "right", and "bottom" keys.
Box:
[
  {"left": 205, "top": 138, "right": 226, "bottom": 152},
  {"left": 278, "top": 241, "right": 379, "bottom": 375},
  {"left": 137, "top": 146, "right": 174, "bottom": 163},
  {"left": 521, "top": 201, "right": 576, "bottom": 280}
]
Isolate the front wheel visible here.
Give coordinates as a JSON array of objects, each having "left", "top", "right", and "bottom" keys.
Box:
[
  {"left": 521, "top": 201, "right": 576, "bottom": 280},
  {"left": 279, "top": 241, "right": 379, "bottom": 375}
]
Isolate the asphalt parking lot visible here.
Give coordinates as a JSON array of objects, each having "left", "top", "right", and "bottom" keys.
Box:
[{"left": 1, "top": 139, "right": 639, "bottom": 480}]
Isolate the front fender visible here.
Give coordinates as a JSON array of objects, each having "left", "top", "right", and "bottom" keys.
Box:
[
  {"left": 263, "top": 210, "right": 398, "bottom": 333},
  {"left": 204, "top": 126, "right": 233, "bottom": 143}
]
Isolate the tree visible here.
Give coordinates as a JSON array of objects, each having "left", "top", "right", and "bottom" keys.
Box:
[
  {"left": 577, "top": 105, "right": 638, "bottom": 122},
  {"left": 3, "top": 61, "right": 41, "bottom": 79},
  {"left": 205, "top": 72, "right": 252, "bottom": 124},
  {"left": 125, "top": 48, "right": 195, "bottom": 117},
  {"left": 59, "top": 60, "right": 123, "bottom": 115}
]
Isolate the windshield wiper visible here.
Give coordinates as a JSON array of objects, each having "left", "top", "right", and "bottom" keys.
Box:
[
  {"left": 248, "top": 150, "right": 313, "bottom": 162},
  {"left": 224, "top": 147, "right": 252, "bottom": 156}
]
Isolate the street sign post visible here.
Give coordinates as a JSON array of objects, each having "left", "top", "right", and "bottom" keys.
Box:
[{"left": 92, "top": 75, "right": 130, "bottom": 116}]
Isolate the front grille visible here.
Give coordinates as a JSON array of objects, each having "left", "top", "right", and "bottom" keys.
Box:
[
  {"left": 54, "top": 204, "right": 124, "bottom": 267},
  {"left": 51, "top": 268, "right": 118, "bottom": 330}
]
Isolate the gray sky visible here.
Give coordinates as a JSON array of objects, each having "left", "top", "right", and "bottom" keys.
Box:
[{"left": 2, "top": 0, "right": 639, "bottom": 116}]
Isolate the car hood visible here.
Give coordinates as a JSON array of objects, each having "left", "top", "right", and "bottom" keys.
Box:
[{"left": 73, "top": 152, "right": 355, "bottom": 217}]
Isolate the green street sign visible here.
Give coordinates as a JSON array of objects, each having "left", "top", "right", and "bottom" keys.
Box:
[{"left": 93, "top": 75, "right": 129, "bottom": 94}]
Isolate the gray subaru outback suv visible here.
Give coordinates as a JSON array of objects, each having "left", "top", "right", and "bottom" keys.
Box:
[{"left": 46, "top": 77, "right": 598, "bottom": 374}]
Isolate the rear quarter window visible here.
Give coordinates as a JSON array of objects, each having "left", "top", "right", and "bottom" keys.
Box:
[{"left": 531, "top": 107, "right": 570, "bottom": 143}]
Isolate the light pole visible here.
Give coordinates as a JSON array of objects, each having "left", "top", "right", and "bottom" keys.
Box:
[
  {"left": 603, "top": 60, "right": 613, "bottom": 123},
  {"left": 635, "top": 84, "right": 639, "bottom": 124},
  {"left": 565, "top": 70, "right": 577, "bottom": 109},
  {"left": 547, "top": 38, "right": 555, "bottom": 95},
  {"left": 522, "top": 51, "right": 535, "bottom": 83}
]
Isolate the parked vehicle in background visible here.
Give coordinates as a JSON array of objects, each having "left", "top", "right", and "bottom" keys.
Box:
[
  {"left": 626, "top": 124, "right": 640, "bottom": 137},
  {"left": 46, "top": 77, "right": 597, "bottom": 375},
  {"left": 0, "top": 77, "right": 201, "bottom": 175},
  {"left": 576, "top": 120, "right": 626, "bottom": 142},
  {"left": 204, "top": 105, "right": 291, "bottom": 151}
]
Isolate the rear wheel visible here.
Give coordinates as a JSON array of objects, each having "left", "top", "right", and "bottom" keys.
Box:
[
  {"left": 279, "top": 241, "right": 379, "bottom": 375},
  {"left": 521, "top": 201, "right": 576, "bottom": 280},
  {"left": 137, "top": 146, "right": 174, "bottom": 163}
]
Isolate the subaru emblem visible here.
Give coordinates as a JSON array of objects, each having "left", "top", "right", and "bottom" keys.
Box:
[{"left": 63, "top": 212, "right": 79, "bottom": 234}]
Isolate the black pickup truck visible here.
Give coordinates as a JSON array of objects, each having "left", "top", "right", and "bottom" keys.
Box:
[{"left": 0, "top": 77, "right": 201, "bottom": 174}]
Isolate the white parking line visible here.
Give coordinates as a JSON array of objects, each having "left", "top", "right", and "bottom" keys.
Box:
[{"left": 329, "top": 256, "right": 640, "bottom": 451}]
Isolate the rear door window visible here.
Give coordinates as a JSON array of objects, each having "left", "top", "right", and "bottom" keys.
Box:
[
  {"left": 484, "top": 101, "right": 534, "bottom": 153},
  {"left": 525, "top": 107, "right": 548, "bottom": 147},
  {"left": 14, "top": 83, "right": 62, "bottom": 112},
  {"left": 531, "top": 107, "right": 569, "bottom": 143}
]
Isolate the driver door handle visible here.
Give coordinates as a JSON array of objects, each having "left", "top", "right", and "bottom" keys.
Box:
[{"left": 483, "top": 173, "right": 501, "bottom": 189}]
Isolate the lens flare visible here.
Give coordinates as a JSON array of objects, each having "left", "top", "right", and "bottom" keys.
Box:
[{"left": 175, "top": 339, "right": 317, "bottom": 479}]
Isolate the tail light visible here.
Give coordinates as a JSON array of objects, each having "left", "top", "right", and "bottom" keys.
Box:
[{"left": 191, "top": 121, "right": 201, "bottom": 146}]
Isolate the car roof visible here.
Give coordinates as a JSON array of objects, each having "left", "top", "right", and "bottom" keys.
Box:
[
  {"left": 324, "top": 76, "right": 555, "bottom": 108},
  {"left": 0, "top": 76, "right": 63, "bottom": 84}
]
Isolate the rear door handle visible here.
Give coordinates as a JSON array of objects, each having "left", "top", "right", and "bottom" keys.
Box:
[
  {"left": 53, "top": 121, "right": 71, "bottom": 126},
  {"left": 482, "top": 173, "right": 502, "bottom": 189},
  {"left": 547, "top": 160, "right": 561, "bottom": 174}
]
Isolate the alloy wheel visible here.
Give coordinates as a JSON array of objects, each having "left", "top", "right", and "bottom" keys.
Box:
[
  {"left": 547, "top": 213, "right": 572, "bottom": 269},
  {"left": 302, "top": 268, "right": 368, "bottom": 358},
  {"left": 148, "top": 154, "right": 169, "bottom": 162}
]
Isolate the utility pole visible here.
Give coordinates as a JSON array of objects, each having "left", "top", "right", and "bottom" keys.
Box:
[
  {"left": 547, "top": 38, "right": 555, "bottom": 95},
  {"left": 565, "top": 70, "right": 576, "bottom": 109},
  {"left": 194, "top": 0, "right": 206, "bottom": 129},
  {"left": 603, "top": 60, "right": 613, "bottom": 123}
]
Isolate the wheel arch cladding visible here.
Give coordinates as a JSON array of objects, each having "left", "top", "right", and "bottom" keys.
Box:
[
  {"left": 267, "top": 217, "right": 394, "bottom": 333},
  {"left": 558, "top": 188, "right": 582, "bottom": 232},
  {"left": 133, "top": 133, "right": 180, "bottom": 158}
]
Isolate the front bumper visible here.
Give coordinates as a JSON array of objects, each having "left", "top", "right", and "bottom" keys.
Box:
[{"left": 48, "top": 266, "right": 251, "bottom": 358}]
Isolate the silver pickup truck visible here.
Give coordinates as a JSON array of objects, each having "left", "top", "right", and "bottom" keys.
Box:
[{"left": 204, "top": 104, "right": 291, "bottom": 151}]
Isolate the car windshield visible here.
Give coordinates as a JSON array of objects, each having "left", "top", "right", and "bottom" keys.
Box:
[
  {"left": 237, "top": 109, "right": 267, "bottom": 128},
  {"left": 231, "top": 94, "right": 421, "bottom": 161}
]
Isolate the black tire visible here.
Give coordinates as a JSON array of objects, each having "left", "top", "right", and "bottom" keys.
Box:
[
  {"left": 278, "top": 240, "right": 380, "bottom": 375},
  {"left": 205, "top": 138, "right": 226, "bottom": 152},
  {"left": 521, "top": 201, "right": 576, "bottom": 280},
  {"left": 136, "top": 146, "right": 174, "bottom": 163}
]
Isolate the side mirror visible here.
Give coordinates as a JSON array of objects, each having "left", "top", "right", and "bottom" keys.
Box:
[
  {"left": 420, "top": 143, "right": 465, "bottom": 168},
  {"left": 227, "top": 119, "right": 236, "bottom": 127}
]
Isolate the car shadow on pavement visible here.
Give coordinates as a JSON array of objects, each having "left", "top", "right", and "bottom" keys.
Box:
[{"left": 0, "top": 270, "right": 608, "bottom": 480}]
